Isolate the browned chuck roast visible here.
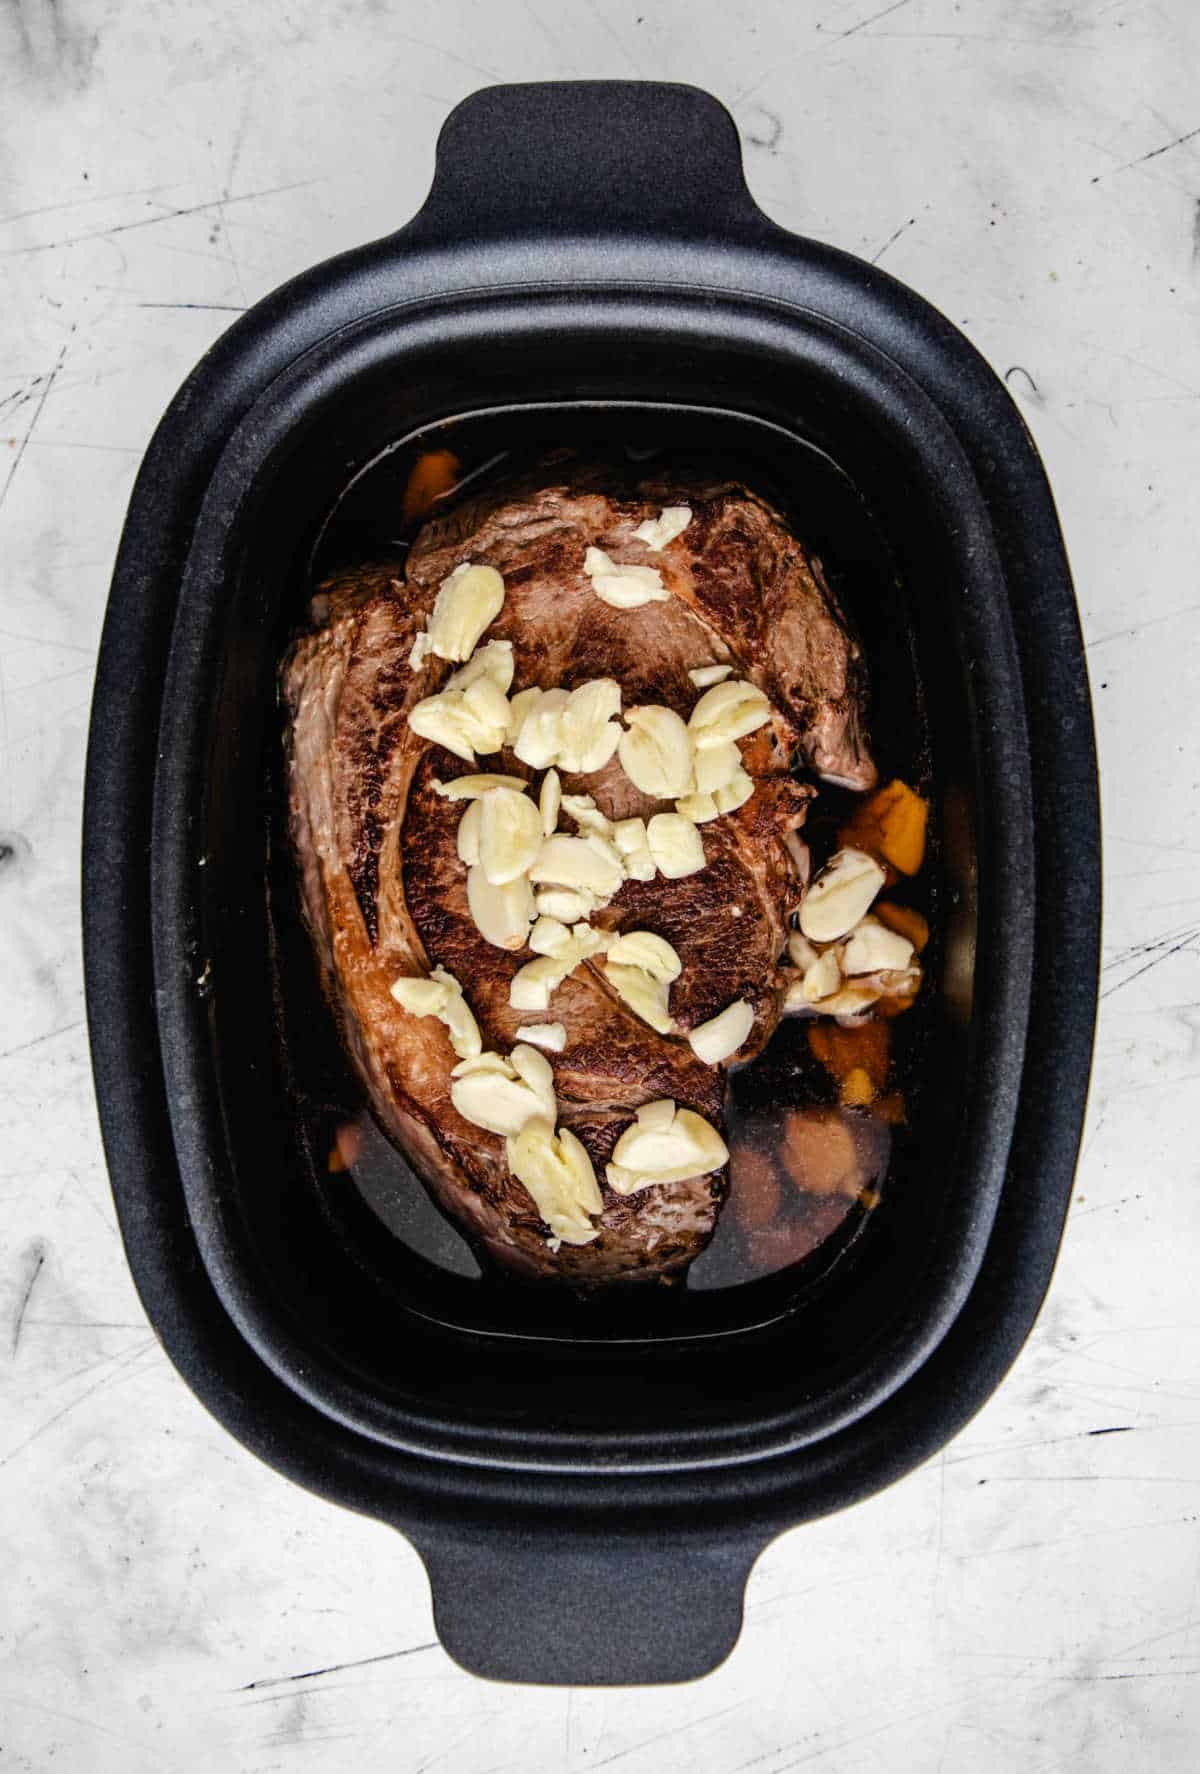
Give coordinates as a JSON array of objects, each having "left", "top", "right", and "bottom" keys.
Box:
[{"left": 283, "top": 468, "right": 874, "bottom": 1284}]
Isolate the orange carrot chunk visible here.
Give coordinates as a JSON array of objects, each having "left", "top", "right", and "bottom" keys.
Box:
[
  {"left": 840, "top": 779, "right": 928, "bottom": 877},
  {"left": 874, "top": 899, "right": 930, "bottom": 953},
  {"left": 402, "top": 449, "right": 460, "bottom": 525}
]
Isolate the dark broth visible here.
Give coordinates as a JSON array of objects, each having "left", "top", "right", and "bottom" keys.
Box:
[{"left": 275, "top": 406, "right": 934, "bottom": 1327}]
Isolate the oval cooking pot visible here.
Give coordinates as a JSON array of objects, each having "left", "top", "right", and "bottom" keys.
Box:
[{"left": 83, "top": 81, "right": 1099, "bottom": 1685}]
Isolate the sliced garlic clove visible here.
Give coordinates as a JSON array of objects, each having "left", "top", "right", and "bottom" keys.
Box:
[
  {"left": 529, "top": 915, "right": 572, "bottom": 956},
  {"left": 561, "top": 793, "right": 615, "bottom": 839},
  {"left": 802, "top": 949, "right": 842, "bottom": 1002},
  {"left": 798, "top": 848, "right": 886, "bottom": 942},
  {"left": 445, "top": 638, "right": 515, "bottom": 695},
  {"left": 714, "top": 770, "right": 754, "bottom": 814},
  {"left": 635, "top": 1098, "right": 676, "bottom": 1133},
  {"left": 434, "top": 772, "right": 527, "bottom": 800},
  {"left": 604, "top": 961, "right": 674, "bottom": 1035},
  {"left": 390, "top": 975, "right": 451, "bottom": 1016},
  {"left": 688, "top": 678, "right": 772, "bottom": 749},
  {"left": 612, "top": 816, "right": 656, "bottom": 882},
  {"left": 516, "top": 1022, "right": 567, "bottom": 1053},
  {"left": 509, "top": 957, "right": 560, "bottom": 1012},
  {"left": 618, "top": 705, "right": 694, "bottom": 798},
  {"left": 529, "top": 833, "right": 625, "bottom": 899},
  {"left": 449, "top": 1041, "right": 555, "bottom": 1136},
  {"left": 457, "top": 798, "right": 482, "bottom": 865},
  {"left": 606, "top": 1104, "right": 729, "bottom": 1194},
  {"left": 842, "top": 916, "right": 916, "bottom": 977},
  {"left": 687, "top": 662, "right": 733, "bottom": 688},
  {"left": 583, "top": 546, "right": 669, "bottom": 609},
  {"left": 407, "top": 693, "right": 478, "bottom": 763},
  {"left": 676, "top": 791, "right": 720, "bottom": 824},
  {"left": 633, "top": 506, "right": 692, "bottom": 551},
  {"left": 558, "top": 679, "right": 623, "bottom": 773},
  {"left": 506, "top": 1117, "right": 602, "bottom": 1245},
  {"left": 787, "top": 929, "right": 819, "bottom": 971},
  {"left": 426, "top": 562, "right": 505, "bottom": 661},
  {"left": 467, "top": 865, "right": 535, "bottom": 951},
  {"left": 506, "top": 686, "right": 540, "bottom": 744},
  {"left": 478, "top": 785, "right": 542, "bottom": 885},
  {"left": 646, "top": 812, "right": 706, "bottom": 879},
  {"left": 409, "top": 630, "right": 432, "bottom": 671},
  {"left": 687, "top": 998, "right": 754, "bottom": 1065},
  {"left": 392, "top": 966, "right": 482, "bottom": 1058},
  {"left": 605, "top": 930, "right": 681, "bottom": 982},
  {"left": 692, "top": 740, "right": 742, "bottom": 796},
  {"left": 534, "top": 886, "right": 595, "bottom": 923},
  {"left": 461, "top": 676, "right": 510, "bottom": 738},
  {"left": 539, "top": 768, "right": 561, "bottom": 838},
  {"left": 450, "top": 1051, "right": 510, "bottom": 1078},
  {"left": 512, "top": 687, "right": 569, "bottom": 769}
]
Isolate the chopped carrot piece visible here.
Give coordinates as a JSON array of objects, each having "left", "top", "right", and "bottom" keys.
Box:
[
  {"left": 840, "top": 1066, "right": 876, "bottom": 1107},
  {"left": 840, "top": 779, "right": 928, "bottom": 877},
  {"left": 807, "top": 1018, "right": 892, "bottom": 1089},
  {"left": 781, "top": 1109, "right": 863, "bottom": 1197},
  {"left": 874, "top": 900, "right": 930, "bottom": 953},
  {"left": 328, "top": 1121, "right": 363, "bottom": 1174},
  {"left": 402, "top": 449, "right": 460, "bottom": 525}
]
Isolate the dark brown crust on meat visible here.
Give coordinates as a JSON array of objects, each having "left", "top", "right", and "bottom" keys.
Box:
[{"left": 282, "top": 468, "right": 873, "bottom": 1284}]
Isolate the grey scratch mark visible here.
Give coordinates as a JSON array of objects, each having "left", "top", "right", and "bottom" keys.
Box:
[
  {"left": 238, "top": 1642, "right": 439, "bottom": 1691},
  {"left": 0, "top": 179, "right": 323, "bottom": 258},
  {"left": 1193, "top": 200, "right": 1200, "bottom": 265},
  {"left": 1092, "top": 123, "right": 1200, "bottom": 183},
  {"left": 134, "top": 301, "right": 248, "bottom": 312},
  {"left": 11, "top": 1241, "right": 46, "bottom": 1354},
  {"left": 1101, "top": 928, "right": 1199, "bottom": 1000},
  {"left": 1088, "top": 1425, "right": 1133, "bottom": 1436},
  {"left": 581, "top": 0, "right": 641, "bottom": 75},
  {"left": 0, "top": 1019, "right": 84, "bottom": 1062},
  {"left": 833, "top": 0, "right": 914, "bottom": 40},
  {"left": 1085, "top": 599, "right": 1200, "bottom": 649},
  {"left": 743, "top": 106, "right": 783, "bottom": 152},
  {"left": 0, "top": 342, "right": 66, "bottom": 518},
  {"left": 0, "top": 1339, "right": 159, "bottom": 1474},
  {"left": 215, "top": 88, "right": 254, "bottom": 307},
  {"left": 378, "top": 25, "right": 505, "bottom": 84},
  {"left": 587, "top": 1704, "right": 745, "bottom": 1770},
  {"left": 871, "top": 216, "right": 916, "bottom": 264},
  {"left": 1005, "top": 364, "right": 1044, "bottom": 402}
]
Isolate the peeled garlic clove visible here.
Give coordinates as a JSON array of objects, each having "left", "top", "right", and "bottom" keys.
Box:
[
  {"left": 440, "top": 991, "right": 484, "bottom": 1059},
  {"left": 635, "top": 1099, "right": 676, "bottom": 1133},
  {"left": 509, "top": 957, "right": 561, "bottom": 1012},
  {"left": 534, "top": 886, "right": 595, "bottom": 923},
  {"left": 478, "top": 785, "right": 542, "bottom": 885},
  {"left": 539, "top": 768, "right": 561, "bottom": 838},
  {"left": 842, "top": 916, "right": 915, "bottom": 977},
  {"left": 467, "top": 864, "right": 535, "bottom": 951},
  {"left": 688, "top": 678, "right": 772, "bottom": 749},
  {"left": 605, "top": 930, "right": 681, "bottom": 982},
  {"left": 512, "top": 687, "right": 569, "bottom": 768},
  {"left": 612, "top": 817, "right": 656, "bottom": 882},
  {"left": 434, "top": 772, "right": 527, "bottom": 800},
  {"left": 798, "top": 848, "right": 886, "bottom": 942},
  {"left": 693, "top": 740, "right": 741, "bottom": 795},
  {"left": 561, "top": 793, "right": 614, "bottom": 838},
  {"left": 392, "top": 966, "right": 481, "bottom": 1058},
  {"left": 605, "top": 962, "right": 674, "bottom": 1034},
  {"left": 461, "top": 675, "right": 510, "bottom": 736},
  {"left": 445, "top": 639, "right": 514, "bottom": 695},
  {"left": 618, "top": 705, "right": 694, "bottom": 798},
  {"left": 426, "top": 562, "right": 505, "bottom": 661},
  {"left": 687, "top": 998, "right": 754, "bottom": 1065},
  {"left": 408, "top": 692, "right": 478, "bottom": 763},
  {"left": 409, "top": 630, "right": 432, "bottom": 671},
  {"left": 607, "top": 1104, "right": 729, "bottom": 1193},
  {"left": 676, "top": 791, "right": 719, "bottom": 824},
  {"left": 529, "top": 834, "right": 625, "bottom": 899},
  {"left": 450, "top": 1051, "right": 510, "bottom": 1079},
  {"left": 646, "top": 812, "right": 706, "bottom": 879},
  {"left": 506, "top": 1117, "right": 602, "bottom": 1245},
  {"left": 787, "top": 929, "right": 819, "bottom": 971},
  {"left": 457, "top": 799, "right": 482, "bottom": 866},
  {"left": 506, "top": 686, "right": 540, "bottom": 744},
  {"left": 714, "top": 770, "right": 754, "bottom": 814},
  {"left": 449, "top": 1042, "right": 555, "bottom": 1136},
  {"left": 633, "top": 506, "right": 692, "bottom": 551},
  {"left": 688, "top": 663, "right": 733, "bottom": 688},
  {"left": 583, "top": 546, "right": 668, "bottom": 609},
  {"left": 516, "top": 1022, "right": 567, "bottom": 1053},
  {"left": 529, "top": 915, "right": 572, "bottom": 956},
  {"left": 390, "top": 975, "right": 451, "bottom": 1016},
  {"left": 802, "top": 949, "right": 843, "bottom": 1002},
  {"left": 558, "top": 679, "right": 623, "bottom": 773}
]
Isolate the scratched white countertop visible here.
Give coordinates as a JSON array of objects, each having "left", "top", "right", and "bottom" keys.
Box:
[{"left": 3, "top": 2, "right": 1199, "bottom": 1768}]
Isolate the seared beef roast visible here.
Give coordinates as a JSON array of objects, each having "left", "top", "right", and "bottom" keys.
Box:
[{"left": 283, "top": 469, "right": 874, "bottom": 1284}]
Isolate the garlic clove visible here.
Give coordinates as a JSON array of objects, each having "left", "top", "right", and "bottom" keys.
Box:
[
  {"left": 583, "top": 546, "right": 669, "bottom": 609},
  {"left": 787, "top": 929, "right": 819, "bottom": 971},
  {"left": 426, "top": 562, "right": 505, "bottom": 661},
  {"left": 558, "top": 679, "right": 623, "bottom": 773},
  {"left": 633, "top": 506, "right": 692, "bottom": 551},
  {"left": 798, "top": 848, "right": 886, "bottom": 942},
  {"left": 606, "top": 1104, "right": 729, "bottom": 1193},
  {"left": 512, "top": 688, "right": 569, "bottom": 769},
  {"left": 802, "top": 949, "right": 842, "bottom": 1002},
  {"left": 692, "top": 740, "right": 742, "bottom": 795},
  {"left": 604, "top": 961, "right": 674, "bottom": 1034},
  {"left": 516, "top": 1022, "right": 567, "bottom": 1053},
  {"left": 529, "top": 833, "right": 625, "bottom": 899},
  {"left": 714, "top": 770, "right": 755, "bottom": 814},
  {"left": 646, "top": 812, "right": 706, "bottom": 879},
  {"left": 675, "top": 791, "right": 720, "bottom": 824},
  {"left": 687, "top": 663, "right": 733, "bottom": 688},
  {"left": 842, "top": 916, "right": 916, "bottom": 977},
  {"left": 506, "top": 686, "right": 540, "bottom": 744},
  {"left": 506, "top": 1117, "right": 602, "bottom": 1245},
  {"left": 687, "top": 998, "right": 754, "bottom": 1065},
  {"left": 529, "top": 915, "right": 572, "bottom": 956},
  {"left": 457, "top": 799, "right": 482, "bottom": 866},
  {"left": 688, "top": 678, "right": 772, "bottom": 749},
  {"left": 539, "top": 768, "right": 561, "bottom": 838},
  {"left": 407, "top": 692, "right": 478, "bottom": 763},
  {"left": 618, "top": 705, "right": 694, "bottom": 798},
  {"left": 605, "top": 930, "right": 682, "bottom": 982},
  {"left": 561, "top": 793, "right": 615, "bottom": 839},
  {"left": 534, "top": 886, "right": 595, "bottom": 923},
  {"left": 433, "top": 772, "right": 526, "bottom": 799},
  {"left": 466, "top": 865, "right": 535, "bottom": 951},
  {"left": 509, "top": 958, "right": 559, "bottom": 1012},
  {"left": 445, "top": 638, "right": 514, "bottom": 695},
  {"left": 392, "top": 966, "right": 482, "bottom": 1058},
  {"left": 636, "top": 1099, "right": 676, "bottom": 1133},
  {"left": 449, "top": 1041, "right": 555, "bottom": 1136},
  {"left": 390, "top": 975, "right": 451, "bottom": 1017},
  {"left": 478, "top": 785, "right": 542, "bottom": 885},
  {"left": 612, "top": 816, "right": 656, "bottom": 881}
]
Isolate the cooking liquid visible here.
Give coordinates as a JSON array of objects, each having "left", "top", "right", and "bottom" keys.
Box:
[{"left": 285, "top": 407, "right": 933, "bottom": 1308}]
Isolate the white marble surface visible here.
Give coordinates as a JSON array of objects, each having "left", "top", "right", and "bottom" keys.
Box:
[{"left": 3, "top": 0, "right": 1199, "bottom": 1766}]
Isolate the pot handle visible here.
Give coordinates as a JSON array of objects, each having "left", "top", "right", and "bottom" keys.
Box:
[
  {"left": 406, "top": 80, "right": 765, "bottom": 246},
  {"left": 413, "top": 1527, "right": 764, "bottom": 1685}
]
